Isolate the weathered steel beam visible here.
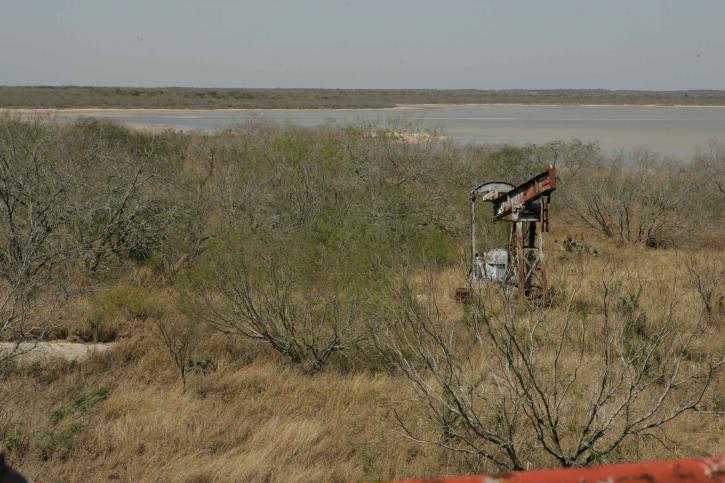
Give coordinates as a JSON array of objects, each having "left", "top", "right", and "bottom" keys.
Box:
[
  {"left": 492, "top": 164, "right": 556, "bottom": 220},
  {"left": 391, "top": 455, "right": 725, "bottom": 483}
]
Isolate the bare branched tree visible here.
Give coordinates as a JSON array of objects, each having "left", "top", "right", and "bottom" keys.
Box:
[
  {"left": 684, "top": 253, "right": 725, "bottom": 320},
  {"left": 0, "top": 118, "right": 69, "bottom": 367},
  {"left": 566, "top": 150, "right": 694, "bottom": 246},
  {"left": 375, "top": 269, "right": 723, "bottom": 471},
  {"left": 198, "top": 249, "right": 360, "bottom": 374},
  {"left": 487, "top": 140, "right": 600, "bottom": 188},
  {"left": 68, "top": 147, "right": 171, "bottom": 272},
  {"left": 161, "top": 137, "right": 217, "bottom": 278},
  {"left": 694, "top": 142, "right": 725, "bottom": 197},
  {"left": 153, "top": 316, "right": 199, "bottom": 391}
]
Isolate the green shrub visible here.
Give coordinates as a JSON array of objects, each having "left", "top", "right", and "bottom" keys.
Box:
[
  {"left": 94, "top": 286, "right": 165, "bottom": 321},
  {"left": 50, "top": 387, "right": 110, "bottom": 423},
  {"left": 35, "top": 423, "right": 83, "bottom": 459},
  {"left": 413, "top": 226, "right": 451, "bottom": 265}
]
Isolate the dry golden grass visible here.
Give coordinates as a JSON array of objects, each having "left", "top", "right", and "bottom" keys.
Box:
[
  {"left": 0, "top": 231, "right": 723, "bottom": 482},
  {"left": 0, "top": 335, "right": 457, "bottom": 482},
  {"left": 396, "top": 236, "right": 724, "bottom": 465}
]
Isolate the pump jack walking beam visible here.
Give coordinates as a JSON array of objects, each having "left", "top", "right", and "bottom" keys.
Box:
[{"left": 492, "top": 164, "right": 556, "bottom": 221}]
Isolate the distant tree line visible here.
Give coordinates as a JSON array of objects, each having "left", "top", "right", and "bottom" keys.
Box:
[{"left": 2, "top": 86, "right": 725, "bottom": 109}]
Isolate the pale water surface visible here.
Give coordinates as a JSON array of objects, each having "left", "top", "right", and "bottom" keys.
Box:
[{"left": 45, "top": 105, "right": 725, "bottom": 159}]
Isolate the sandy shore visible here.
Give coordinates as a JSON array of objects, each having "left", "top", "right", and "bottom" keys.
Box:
[
  {"left": 0, "top": 106, "right": 413, "bottom": 114},
  {"left": 393, "top": 102, "right": 725, "bottom": 109}
]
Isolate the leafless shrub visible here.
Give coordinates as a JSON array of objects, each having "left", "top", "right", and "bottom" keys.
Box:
[
  {"left": 198, "top": 249, "right": 360, "bottom": 375},
  {"left": 375, "top": 269, "right": 723, "bottom": 471},
  {"left": 0, "top": 118, "right": 68, "bottom": 367},
  {"left": 684, "top": 253, "right": 725, "bottom": 320},
  {"left": 342, "top": 123, "right": 464, "bottom": 236},
  {"left": 566, "top": 150, "right": 694, "bottom": 245},
  {"left": 126, "top": 134, "right": 218, "bottom": 281},
  {"left": 487, "top": 140, "right": 600, "bottom": 187},
  {"left": 66, "top": 133, "right": 174, "bottom": 273},
  {"left": 694, "top": 142, "right": 725, "bottom": 197},
  {"left": 153, "top": 316, "right": 199, "bottom": 391}
]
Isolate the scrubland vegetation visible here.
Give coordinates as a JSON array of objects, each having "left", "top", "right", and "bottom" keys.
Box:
[
  {"left": 3, "top": 86, "right": 725, "bottom": 109},
  {"left": 0, "top": 116, "right": 723, "bottom": 482}
]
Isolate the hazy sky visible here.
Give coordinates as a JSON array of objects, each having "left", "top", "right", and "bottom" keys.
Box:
[{"left": 1, "top": 0, "right": 724, "bottom": 89}]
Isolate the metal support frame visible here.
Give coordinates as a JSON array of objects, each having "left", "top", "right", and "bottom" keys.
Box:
[
  {"left": 469, "top": 165, "right": 556, "bottom": 304},
  {"left": 506, "top": 197, "right": 550, "bottom": 303}
]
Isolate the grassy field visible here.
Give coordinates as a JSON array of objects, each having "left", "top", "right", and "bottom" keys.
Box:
[
  {"left": 0, "top": 117, "right": 723, "bottom": 482},
  {"left": 2, "top": 86, "right": 725, "bottom": 109}
]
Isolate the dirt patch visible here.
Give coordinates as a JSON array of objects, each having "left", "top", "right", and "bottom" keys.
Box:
[{"left": 0, "top": 341, "right": 114, "bottom": 363}]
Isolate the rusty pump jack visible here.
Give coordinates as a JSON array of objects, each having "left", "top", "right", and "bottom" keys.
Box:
[{"left": 469, "top": 165, "right": 556, "bottom": 303}]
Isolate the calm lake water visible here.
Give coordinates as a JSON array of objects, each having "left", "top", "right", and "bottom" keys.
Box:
[{"left": 46, "top": 104, "right": 725, "bottom": 159}]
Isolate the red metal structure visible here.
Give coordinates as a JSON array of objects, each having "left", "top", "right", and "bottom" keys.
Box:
[
  {"left": 470, "top": 165, "right": 556, "bottom": 303},
  {"left": 393, "top": 455, "right": 725, "bottom": 483}
]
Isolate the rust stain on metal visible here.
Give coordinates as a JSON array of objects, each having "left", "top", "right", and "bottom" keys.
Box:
[{"left": 454, "top": 287, "right": 471, "bottom": 303}]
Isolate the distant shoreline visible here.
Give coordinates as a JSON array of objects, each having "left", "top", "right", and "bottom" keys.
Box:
[
  {"left": 396, "top": 103, "right": 725, "bottom": 109},
  {"left": 4, "top": 102, "right": 725, "bottom": 115}
]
